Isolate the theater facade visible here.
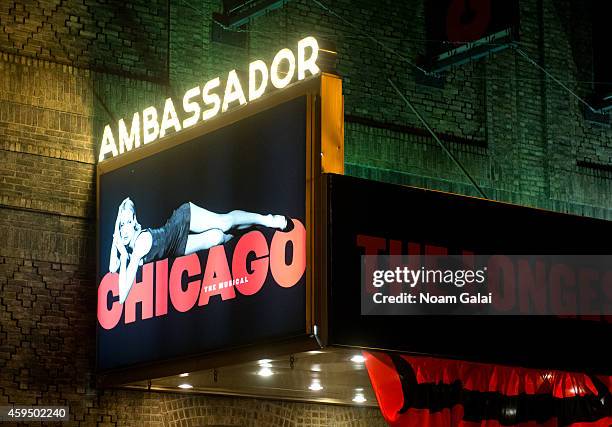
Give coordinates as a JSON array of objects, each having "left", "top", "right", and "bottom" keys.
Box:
[{"left": 1, "top": 1, "right": 611, "bottom": 426}]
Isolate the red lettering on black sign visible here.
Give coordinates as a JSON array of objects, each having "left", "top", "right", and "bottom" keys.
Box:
[
  {"left": 97, "top": 272, "right": 121, "bottom": 330},
  {"left": 199, "top": 245, "right": 235, "bottom": 306},
  {"left": 97, "top": 219, "right": 307, "bottom": 329},
  {"left": 125, "top": 262, "right": 154, "bottom": 324},
  {"left": 169, "top": 253, "right": 201, "bottom": 313},
  {"left": 270, "top": 219, "right": 306, "bottom": 288},
  {"left": 233, "top": 230, "right": 269, "bottom": 296}
]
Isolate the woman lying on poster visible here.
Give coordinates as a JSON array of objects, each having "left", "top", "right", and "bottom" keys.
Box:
[{"left": 109, "top": 197, "right": 294, "bottom": 304}]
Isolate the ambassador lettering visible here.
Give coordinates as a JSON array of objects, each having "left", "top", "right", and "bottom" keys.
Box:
[
  {"left": 98, "top": 37, "right": 320, "bottom": 162},
  {"left": 97, "top": 222, "right": 306, "bottom": 330}
]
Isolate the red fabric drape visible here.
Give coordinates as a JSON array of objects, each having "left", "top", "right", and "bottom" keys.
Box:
[{"left": 364, "top": 351, "right": 611, "bottom": 427}]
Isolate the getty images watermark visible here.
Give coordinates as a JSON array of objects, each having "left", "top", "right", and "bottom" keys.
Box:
[{"left": 361, "top": 255, "right": 612, "bottom": 315}]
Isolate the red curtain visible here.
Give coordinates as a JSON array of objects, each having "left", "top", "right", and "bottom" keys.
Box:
[{"left": 364, "top": 351, "right": 611, "bottom": 427}]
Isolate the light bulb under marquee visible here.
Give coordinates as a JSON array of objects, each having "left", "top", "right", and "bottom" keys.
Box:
[
  {"left": 352, "top": 393, "right": 366, "bottom": 403},
  {"left": 258, "top": 359, "right": 273, "bottom": 368},
  {"left": 178, "top": 383, "right": 193, "bottom": 389},
  {"left": 98, "top": 36, "right": 321, "bottom": 162},
  {"left": 350, "top": 354, "right": 365, "bottom": 363},
  {"left": 308, "top": 380, "right": 323, "bottom": 391},
  {"left": 257, "top": 367, "right": 274, "bottom": 377}
]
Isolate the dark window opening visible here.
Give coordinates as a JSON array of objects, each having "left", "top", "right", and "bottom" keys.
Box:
[{"left": 591, "top": 2, "right": 612, "bottom": 103}]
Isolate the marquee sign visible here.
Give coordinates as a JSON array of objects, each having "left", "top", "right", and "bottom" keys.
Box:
[
  {"left": 96, "top": 50, "right": 343, "bottom": 382},
  {"left": 326, "top": 174, "right": 612, "bottom": 375}
]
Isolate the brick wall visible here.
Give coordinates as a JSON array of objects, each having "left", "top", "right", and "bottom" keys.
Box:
[
  {"left": 1, "top": 0, "right": 611, "bottom": 425},
  {"left": 246, "top": 0, "right": 612, "bottom": 216},
  {"left": 93, "top": 391, "right": 385, "bottom": 426},
  {"left": 0, "top": 0, "right": 168, "bottom": 82}
]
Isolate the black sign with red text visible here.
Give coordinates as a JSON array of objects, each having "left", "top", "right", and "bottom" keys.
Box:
[
  {"left": 97, "top": 96, "right": 307, "bottom": 372},
  {"left": 326, "top": 174, "right": 612, "bottom": 375}
]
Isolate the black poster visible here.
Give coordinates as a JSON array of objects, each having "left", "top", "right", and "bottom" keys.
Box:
[
  {"left": 327, "top": 174, "right": 611, "bottom": 375},
  {"left": 97, "top": 96, "right": 307, "bottom": 372}
]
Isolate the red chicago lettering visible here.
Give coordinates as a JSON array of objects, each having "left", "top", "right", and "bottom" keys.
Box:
[
  {"left": 125, "top": 262, "right": 154, "bottom": 324},
  {"left": 170, "top": 253, "right": 201, "bottom": 313},
  {"left": 270, "top": 219, "right": 306, "bottom": 288},
  {"left": 97, "top": 219, "right": 307, "bottom": 329},
  {"left": 97, "top": 272, "right": 122, "bottom": 330},
  {"left": 198, "top": 245, "right": 235, "bottom": 306},
  {"left": 156, "top": 259, "right": 169, "bottom": 316},
  {"left": 234, "top": 230, "right": 269, "bottom": 296}
]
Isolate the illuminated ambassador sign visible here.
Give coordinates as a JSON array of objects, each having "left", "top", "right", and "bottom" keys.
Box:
[
  {"left": 95, "top": 41, "right": 344, "bottom": 381},
  {"left": 98, "top": 36, "right": 320, "bottom": 162}
]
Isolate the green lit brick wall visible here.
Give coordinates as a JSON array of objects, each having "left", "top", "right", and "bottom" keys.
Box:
[
  {"left": 1, "top": 0, "right": 612, "bottom": 425},
  {"left": 4, "top": 0, "right": 612, "bottom": 215},
  {"left": 242, "top": 0, "right": 612, "bottom": 217}
]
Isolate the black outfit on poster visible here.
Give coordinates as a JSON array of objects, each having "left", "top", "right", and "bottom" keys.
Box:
[{"left": 142, "top": 203, "right": 191, "bottom": 263}]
